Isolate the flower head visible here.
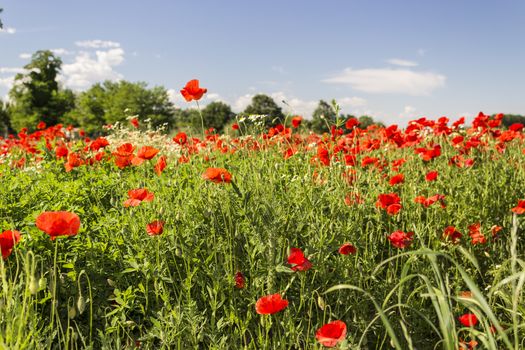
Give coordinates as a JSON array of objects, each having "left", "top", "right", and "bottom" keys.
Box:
[
  {"left": 255, "top": 293, "right": 288, "bottom": 315},
  {"left": 36, "top": 212, "right": 80, "bottom": 240},
  {"left": 315, "top": 320, "right": 347, "bottom": 348},
  {"left": 338, "top": 243, "right": 357, "bottom": 255},
  {"left": 287, "top": 247, "right": 313, "bottom": 271},
  {"left": 180, "top": 79, "right": 207, "bottom": 102},
  {"left": 146, "top": 220, "right": 164, "bottom": 236},
  {"left": 124, "top": 188, "right": 155, "bottom": 207},
  {"left": 458, "top": 313, "right": 478, "bottom": 327},
  {"left": 202, "top": 167, "right": 232, "bottom": 184},
  {"left": 387, "top": 230, "right": 414, "bottom": 249},
  {"left": 0, "top": 230, "right": 21, "bottom": 259}
]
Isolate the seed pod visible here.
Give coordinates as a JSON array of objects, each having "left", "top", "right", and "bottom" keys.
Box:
[
  {"left": 68, "top": 305, "right": 77, "bottom": 319},
  {"left": 38, "top": 277, "right": 47, "bottom": 290},
  {"left": 29, "top": 276, "right": 39, "bottom": 295},
  {"left": 77, "top": 294, "right": 86, "bottom": 314}
]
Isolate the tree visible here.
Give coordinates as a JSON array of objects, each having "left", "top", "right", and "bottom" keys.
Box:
[
  {"left": 357, "top": 115, "right": 384, "bottom": 129},
  {"left": 0, "top": 8, "right": 3, "bottom": 29},
  {"left": 8, "top": 50, "right": 75, "bottom": 131},
  {"left": 499, "top": 114, "right": 525, "bottom": 128},
  {"left": 311, "top": 100, "right": 336, "bottom": 134},
  {"left": 200, "top": 101, "right": 235, "bottom": 132},
  {"left": 243, "top": 94, "right": 284, "bottom": 126},
  {"left": 65, "top": 80, "right": 176, "bottom": 134},
  {"left": 0, "top": 99, "right": 13, "bottom": 136}
]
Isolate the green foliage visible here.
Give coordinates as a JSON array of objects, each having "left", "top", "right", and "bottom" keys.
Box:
[
  {"left": 500, "top": 114, "right": 525, "bottom": 128},
  {"left": 201, "top": 101, "right": 236, "bottom": 132},
  {"left": 358, "top": 115, "right": 385, "bottom": 129},
  {"left": 65, "top": 81, "right": 176, "bottom": 134},
  {"left": 8, "top": 50, "right": 75, "bottom": 131},
  {"left": 0, "top": 99, "right": 13, "bottom": 136},
  {"left": 311, "top": 100, "right": 336, "bottom": 133},
  {"left": 243, "top": 94, "right": 284, "bottom": 126},
  {"left": 173, "top": 101, "right": 235, "bottom": 133}
]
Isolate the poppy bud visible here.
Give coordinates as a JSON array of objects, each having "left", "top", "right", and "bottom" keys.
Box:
[
  {"left": 77, "top": 294, "right": 86, "bottom": 314},
  {"left": 29, "top": 276, "right": 39, "bottom": 295},
  {"left": 68, "top": 305, "right": 77, "bottom": 319},
  {"left": 234, "top": 272, "right": 245, "bottom": 289},
  {"left": 39, "top": 277, "right": 47, "bottom": 290}
]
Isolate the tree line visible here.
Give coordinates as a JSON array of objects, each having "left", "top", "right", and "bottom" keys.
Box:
[{"left": 3, "top": 50, "right": 521, "bottom": 136}]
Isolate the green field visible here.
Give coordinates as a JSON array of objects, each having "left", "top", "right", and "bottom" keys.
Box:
[{"left": 0, "top": 113, "right": 524, "bottom": 349}]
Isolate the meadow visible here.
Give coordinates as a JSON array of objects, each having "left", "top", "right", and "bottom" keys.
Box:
[{"left": 0, "top": 103, "right": 525, "bottom": 349}]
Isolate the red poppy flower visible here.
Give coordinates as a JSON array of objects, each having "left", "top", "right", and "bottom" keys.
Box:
[
  {"left": 468, "top": 223, "right": 486, "bottom": 245},
  {"left": 90, "top": 137, "right": 110, "bottom": 152},
  {"left": 315, "top": 320, "right": 347, "bottom": 348},
  {"left": 443, "top": 226, "right": 462, "bottom": 243},
  {"left": 414, "top": 194, "right": 446, "bottom": 208},
  {"left": 376, "top": 193, "right": 402, "bottom": 215},
  {"left": 338, "top": 243, "right": 357, "bottom": 255},
  {"left": 458, "top": 313, "right": 478, "bottom": 327},
  {"left": 35, "top": 211, "right": 81, "bottom": 240},
  {"left": 389, "top": 173, "right": 404, "bottom": 186},
  {"left": 282, "top": 147, "right": 297, "bottom": 160},
  {"left": 491, "top": 225, "right": 503, "bottom": 238},
  {"left": 124, "top": 188, "right": 155, "bottom": 207},
  {"left": 146, "top": 220, "right": 164, "bottom": 236},
  {"left": 132, "top": 146, "right": 160, "bottom": 165},
  {"left": 459, "top": 339, "right": 478, "bottom": 350},
  {"left": 255, "top": 293, "right": 289, "bottom": 315},
  {"left": 173, "top": 132, "right": 188, "bottom": 145},
  {"left": 0, "top": 230, "right": 21, "bottom": 259},
  {"left": 511, "top": 200, "right": 525, "bottom": 214},
  {"left": 234, "top": 271, "right": 245, "bottom": 289},
  {"left": 115, "top": 143, "right": 135, "bottom": 157},
  {"left": 130, "top": 118, "right": 139, "bottom": 128},
  {"left": 55, "top": 145, "right": 69, "bottom": 159},
  {"left": 137, "top": 146, "right": 159, "bottom": 160},
  {"left": 291, "top": 116, "right": 303, "bottom": 128},
  {"left": 287, "top": 247, "right": 313, "bottom": 271},
  {"left": 154, "top": 155, "right": 167, "bottom": 176},
  {"left": 65, "top": 153, "right": 84, "bottom": 172},
  {"left": 232, "top": 123, "right": 240, "bottom": 130},
  {"left": 180, "top": 79, "right": 207, "bottom": 102},
  {"left": 37, "top": 121, "right": 46, "bottom": 130},
  {"left": 202, "top": 167, "right": 232, "bottom": 184},
  {"left": 387, "top": 230, "right": 414, "bottom": 249},
  {"left": 345, "top": 117, "right": 359, "bottom": 129},
  {"left": 425, "top": 170, "right": 438, "bottom": 181}
]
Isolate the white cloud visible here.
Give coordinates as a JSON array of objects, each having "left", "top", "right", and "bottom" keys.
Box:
[
  {"left": 323, "top": 67, "right": 446, "bottom": 95},
  {"left": 386, "top": 58, "right": 418, "bottom": 67},
  {"left": 417, "top": 48, "right": 426, "bottom": 56},
  {"left": 231, "top": 92, "right": 366, "bottom": 118},
  {"left": 19, "top": 53, "right": 31, "bottom": 59},
  {"left": 207, "top": 93, "right": 223, "bottom": 101},
  {"left": 338, "top": 96, "right": 367, "bottom": 108},
  {"left": 51, "top": 48, "right": 74, "bottom": 56},
  {"left": 0, "top": 67, "right": 24, "bottom": 74},
  {"left": 167, "top": 88, "right": 187, "bottom": 108},
  {"left": 0, "top": 76, "right": 15, "bottom": 89},
  {"left": 233, "top": 94, "right": 255, "bottom": 112},
  {"left": 271, "top": 65, "right": 286, "bottom": 74},
  {"left": 0, "top": 27, "right": 16, "bottom": 34},
  {"left": 61, "top": 48, "right": 125, "bottom": 89},
  {"left": 399, "top": 105, "right": 417, "bottom": 119},
  {"left": 75, "top": 40, "right": 121, "bottom": 49}
]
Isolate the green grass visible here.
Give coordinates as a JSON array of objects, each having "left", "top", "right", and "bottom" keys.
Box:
[{"left": 0, "top": 123, "right": 524, "bottom": 349}]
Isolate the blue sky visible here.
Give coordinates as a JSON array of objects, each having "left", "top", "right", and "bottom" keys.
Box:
[{"left": 1, "top": 0, "right": 524, "bottom": 125}]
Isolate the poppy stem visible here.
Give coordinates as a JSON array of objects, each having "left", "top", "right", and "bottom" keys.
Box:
[
  {"left": 195, "top": 100, "right": 205, "bottom": 140},
  {"left": 50, "top": 239, "right": 59, "bottom": 331}
]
